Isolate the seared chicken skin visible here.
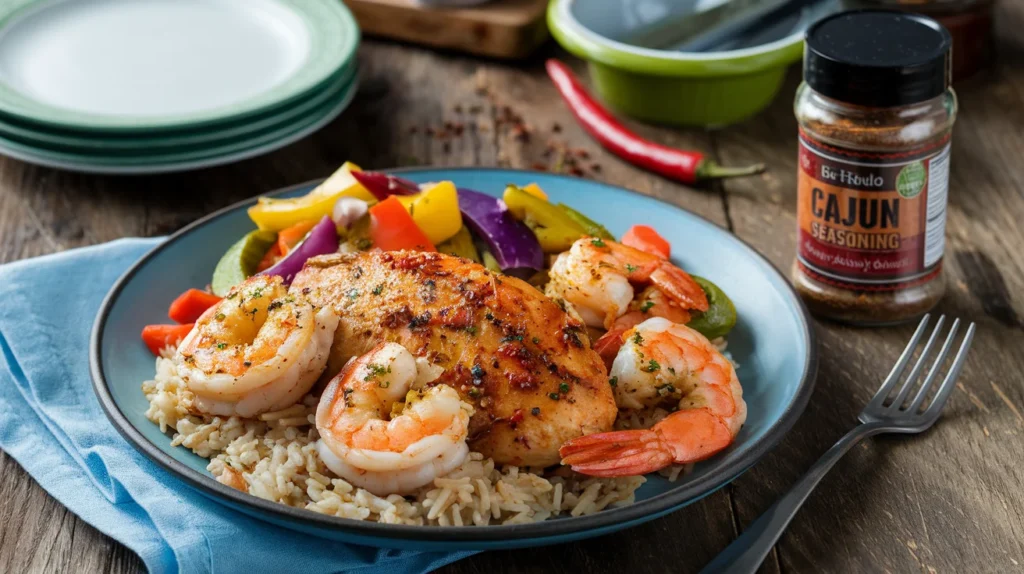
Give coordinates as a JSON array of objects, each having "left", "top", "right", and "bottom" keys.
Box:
[{"left": 291, "top": 251, "right": 617, "bottom": 467}]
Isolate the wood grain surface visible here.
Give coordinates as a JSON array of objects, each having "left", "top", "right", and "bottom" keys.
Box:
[{"left": 2, "top": 2, "right": 1023, "bottom": 573}]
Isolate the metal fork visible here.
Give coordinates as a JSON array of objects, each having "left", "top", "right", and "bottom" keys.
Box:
[{"left": 699, "top": 314, "right": 976, "bottom": 574}]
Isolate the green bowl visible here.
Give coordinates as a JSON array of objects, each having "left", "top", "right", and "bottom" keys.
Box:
[{"left": 548, "top": 0, "right": 838, "bottom": 127}]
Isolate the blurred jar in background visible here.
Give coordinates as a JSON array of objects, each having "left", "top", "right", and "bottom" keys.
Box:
[{"left": 846, "top": 0, "right": 994, "bottom": 80}]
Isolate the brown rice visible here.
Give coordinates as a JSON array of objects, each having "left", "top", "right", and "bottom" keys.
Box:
[{"left": 143, "top": 351, "right": 645, "bottom": 526}]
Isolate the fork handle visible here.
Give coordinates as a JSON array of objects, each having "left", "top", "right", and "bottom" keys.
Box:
[{"left": 698, "top": 423, "right": 887, "bottom": 574}]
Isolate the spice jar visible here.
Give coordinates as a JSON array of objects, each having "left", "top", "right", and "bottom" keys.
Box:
[{"left": 793, "top": 11, "right": 956, "bottom": 326}]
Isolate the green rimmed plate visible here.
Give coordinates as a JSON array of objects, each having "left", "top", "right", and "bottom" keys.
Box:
[
  {"left": 0, "top": 74, "right": 359, "bottom": 174},
  {"left": 0, "top": 0, "right": 359, "bottom": 132},
  {"left": 0, "top": 59, "right": 357, "bottom": 154}
]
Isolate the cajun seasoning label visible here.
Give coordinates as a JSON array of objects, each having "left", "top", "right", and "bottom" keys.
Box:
[{"left": 796, "top": 130, "right": 951, "bottom": 291}]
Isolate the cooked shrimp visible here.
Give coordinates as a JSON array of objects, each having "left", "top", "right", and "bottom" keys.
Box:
[
  {"left": 592, "top": 286, "right": 694, "bottom": 367},
  {"left": 548, "top": 237, "right": 707, "bottom": 330},
  {"left": 316, "top": 342, "right": 472, "bottom": 495},
  {"left": 175, "top": 275, "right": 338, "bottom": 418},
  {"left": 559, "top": 317, "right": 746, "bottom": 477}
]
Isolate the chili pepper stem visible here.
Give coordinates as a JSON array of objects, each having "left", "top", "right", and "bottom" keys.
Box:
[{"left": 696, "top": 161, "right": 766, "bottom": 180}]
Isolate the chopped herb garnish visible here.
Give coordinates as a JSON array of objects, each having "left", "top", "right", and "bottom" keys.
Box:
[
  {"left": 640, "top": 300, "right": 655, "bottom": 313},
  {"left": 531, "top": 407, "right": 540, "bottom": 416},
  {"left": 590, "top": 238, "right": 607, "bottom": 248},
  {"left": 655, "top": 383, "right": 677, "bottom": 396},
  {"left": 378, "top": 380, "right": 391, "bottom": 388},
  {"left": 468, "top": 388, "right": 482, "bottom": 398},
  {"left": 633, "top": 332, "right": 644, "bottom": 345},
  {"left": 226, "top": 292, "right": 238, "bottom": 300},
  {"left": 642, "top": 359, "right": 661, "bottom": 372},
  {"left": 471, "top": 364, "right": 485, "bottom": 380},
  {"left": 214, "top": 313, "right": 226, "bottom": 321},
  {"left": 625, "top": 263, "right": 638, "bottom": 273},
  {"left": 372, "top": 284, "right": 384, "bottom": 295},
  {"left": 667, "top": 366, "right": 676, "bottom": 375},
  {"left": 548, "top": 393, "right": 560, "bottom": 400},
  {"left": 532, "top": 337, "right": 541, "bottom": 345},
  {"left": 346, "top": 288, "right": 360, "bottom": 300},
  {"left": 216, "top": 343, "right": 227, "bottom": 350},
  {"left": 363, "top": 363, "right": 392, "bottom": 382},
  {"left": 609, "top": 376, "right": 618, "bottom": 387},
  {"left": 485, "top": 312, "right": 494, "bottom": 321},
  {"left": 267, "top": 300, "right": 284, "bottom": 311},
  {"left": 251, "top": 287, "right": 263, "bottom": 298},
  {"left": 501, "top": 334, "right": 525, "bottom": 343},
  {"left": 559, "top": 382, "right": 570, "bottom": 393},
  {"left": 465, "top": 325, "right": 478, "bottom": 336},
  {"left": 355, "top": 237, "right": 373, "bottom": 250}
]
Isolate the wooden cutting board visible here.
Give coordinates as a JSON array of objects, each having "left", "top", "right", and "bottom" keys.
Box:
[{"left": 342, "top": 0, "right": 549, "bottom": 59}]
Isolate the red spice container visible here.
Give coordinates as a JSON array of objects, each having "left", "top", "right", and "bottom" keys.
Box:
[{"left": 792, "top": 11, "right": 957, "bottom": 325}]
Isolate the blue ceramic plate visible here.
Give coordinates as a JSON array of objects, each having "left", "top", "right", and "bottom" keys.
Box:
[{"left": 91, "top": 169, "right": 817, "bottom": 550}]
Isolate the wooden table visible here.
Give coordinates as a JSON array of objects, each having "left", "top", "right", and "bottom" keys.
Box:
[{"left": 2, "top": 3, "right": 1023, "bottom": 572}]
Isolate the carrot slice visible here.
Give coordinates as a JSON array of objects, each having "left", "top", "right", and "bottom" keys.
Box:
[
  {"left": 369, "top": 196, "right": 436, "bottom": 252},
  {"left": 141, "top": 323, "right": 195, "bottom": 356},
  {"left": 276, "top": 219, "right": 318, "bottom": 256},
  {"left": 167, "top": 289, "right": 222, "bottom": 324},
  {"left": 622, "top": 225, "right": 671, "bottom": 259}
]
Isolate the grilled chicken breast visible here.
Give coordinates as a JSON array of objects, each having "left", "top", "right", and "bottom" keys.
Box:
[{"left": 291, "top": 251, "right": 617, "bottom": 467}]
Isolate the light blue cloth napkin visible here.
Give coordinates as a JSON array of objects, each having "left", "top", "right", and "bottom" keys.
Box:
[{"left": 0, "top": 238, "right": 474, "bottom": 574}]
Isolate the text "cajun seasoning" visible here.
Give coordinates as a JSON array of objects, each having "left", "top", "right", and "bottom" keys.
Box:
[{"left": 793, "top": 11, "right": 956, "bottom": 325}]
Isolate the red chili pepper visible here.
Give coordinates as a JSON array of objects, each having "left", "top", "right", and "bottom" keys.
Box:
[{"left": 545, "top": 59, "right": 764, "bottom": 184}]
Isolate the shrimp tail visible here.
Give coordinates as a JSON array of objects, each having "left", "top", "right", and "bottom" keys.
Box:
[
  {"left": 651, "top": 407, "right": 734, "bottom": 464},
  {"left": 651, "top": 265, "right": 709, "bottom": 312},
  {"left": 559, "top": 429, "right": 675, "bottom": 477},
  {"left": 592, "top": 312, "right": 644, "bottom": 369},
  {"left": 559, "top": 408, "right": 734, "bottom": 477}
]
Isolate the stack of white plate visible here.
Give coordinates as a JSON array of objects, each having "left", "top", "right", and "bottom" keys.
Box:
[{"left": 0, "top": 0, "right": 360, "bottom": 174}]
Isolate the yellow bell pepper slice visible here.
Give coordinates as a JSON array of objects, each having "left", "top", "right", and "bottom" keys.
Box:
[
  {"left": 247, "top": 162, "right": 375, "bottom": 231},
  {"left": 394, "top": 181, "right": 462, "bottom": 245}
]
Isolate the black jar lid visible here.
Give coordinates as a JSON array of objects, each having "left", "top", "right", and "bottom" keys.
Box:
[{"left": 804, "top": 10, "right": 952, "bottom": 107}]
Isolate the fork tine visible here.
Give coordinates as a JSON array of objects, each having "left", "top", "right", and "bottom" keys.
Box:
[
  {"left": 867, "top": 314, "right": 931, "bottom": 409},
  {"left": 884, "top": 315, "right": 946, "bottom": 410},
  {"left": 907, "top": 319, "right": 961, "bottom": 412},
  {"left": 923, "top": 323, "right": 976, "bottom": 419}
]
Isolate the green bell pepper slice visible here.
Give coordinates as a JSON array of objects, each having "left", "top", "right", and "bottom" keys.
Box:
[
  {"left": 687, "top": 276, "right": 737, "bottom": 340},
  {"left": 557, "top": 204, "right": 614, "bottom": 241},
  {"left": 211, "top": 230, "right": 277, "bottom": 296}
]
